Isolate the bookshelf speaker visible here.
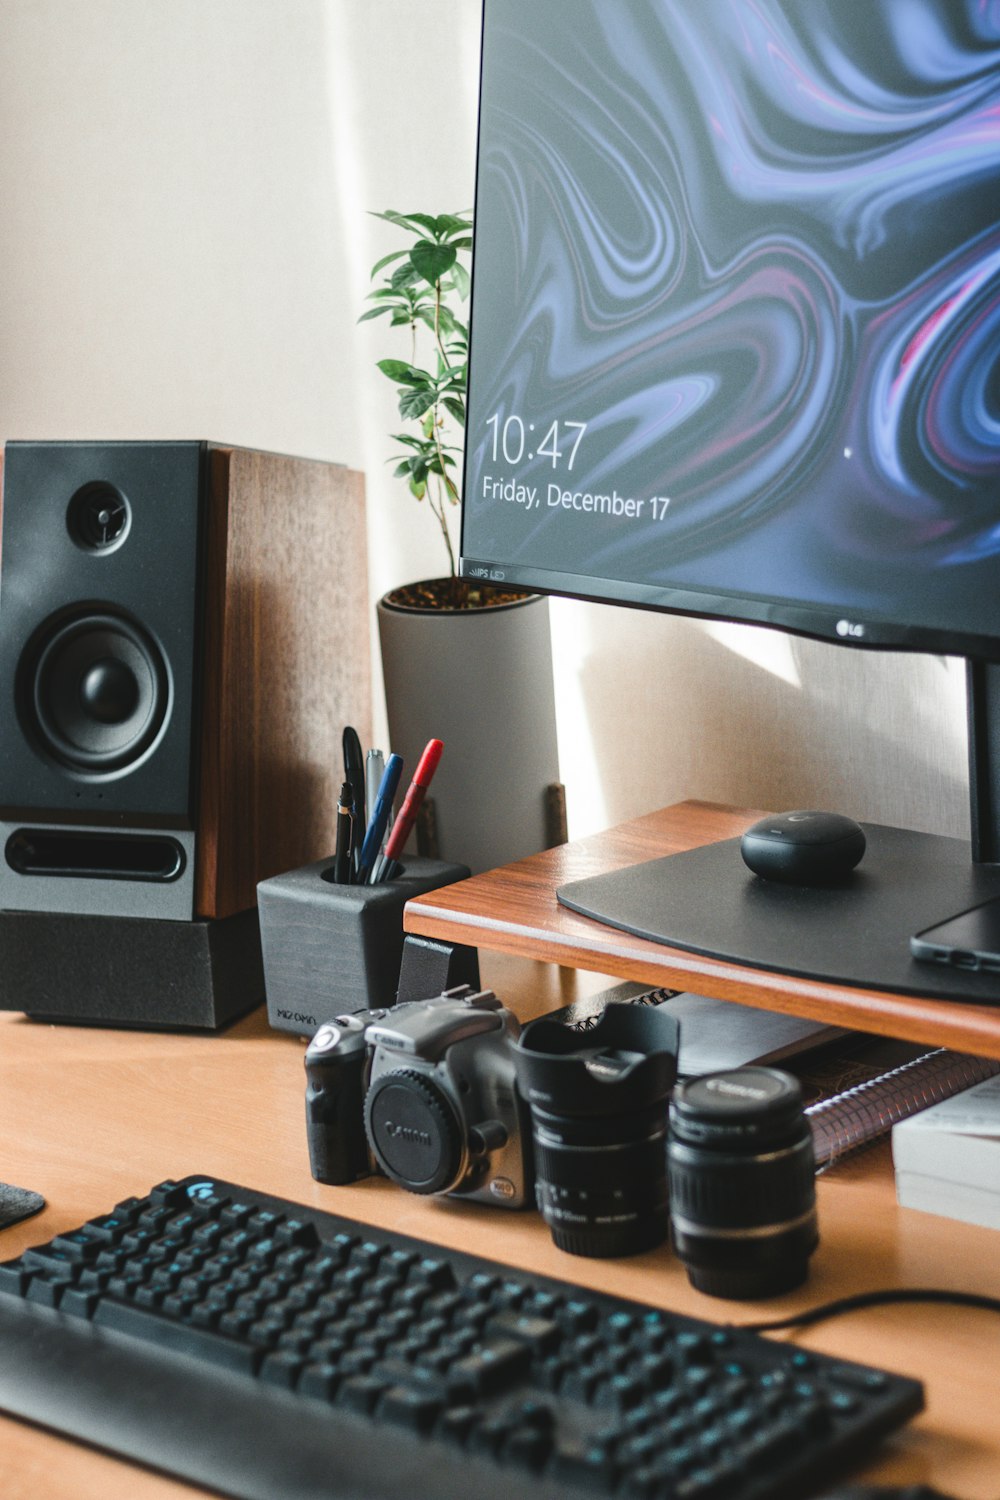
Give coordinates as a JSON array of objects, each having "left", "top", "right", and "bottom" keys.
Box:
[{"left": 0, "top": 440, "right": 371, "bottom": 1026}]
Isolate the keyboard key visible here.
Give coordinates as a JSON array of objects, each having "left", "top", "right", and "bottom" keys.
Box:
[
  {"left": 449, "top": 1337, "right": 531, "bottom": 1397},
  {"left": 378, "top": 1385, "right": 444, "bottom": 1432}
]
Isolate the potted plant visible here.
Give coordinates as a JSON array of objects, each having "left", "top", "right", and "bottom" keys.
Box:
[{"left": 362, "top": 210, "right": 563, "bottom": 874}]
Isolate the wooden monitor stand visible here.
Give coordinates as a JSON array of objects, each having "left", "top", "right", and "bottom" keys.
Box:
[{"left": 403, "top": 800, "right": 1000, "bottom": 1060}]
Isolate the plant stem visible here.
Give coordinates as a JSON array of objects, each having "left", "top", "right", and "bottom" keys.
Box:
[
  {"left": 429, "top": 476, "right": 457, "bottom": 576},
  {"left": 429, "top": 276, "right": 457, "bottom": 576}
]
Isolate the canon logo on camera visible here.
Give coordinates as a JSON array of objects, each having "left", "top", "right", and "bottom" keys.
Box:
[{"left": 383, "top": 1120, "right": 432, "bottom": 1148}]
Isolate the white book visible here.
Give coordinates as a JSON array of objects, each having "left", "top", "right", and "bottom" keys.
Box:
[
  {"left": 894, "top": 1170, "right": 1000, "bottom": 1232},
  {"left": 892, "top": 1073, "right": 1000, "bottom": 1222}
]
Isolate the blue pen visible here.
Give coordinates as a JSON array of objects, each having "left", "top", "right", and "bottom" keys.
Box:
[{"left": 357, "top": 753, "right": 403, "bottom": 883}]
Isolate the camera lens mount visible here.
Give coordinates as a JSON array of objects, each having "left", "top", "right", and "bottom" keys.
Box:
[{"left": 364, "top": 1069, "right": 465, "bottom": 1195}]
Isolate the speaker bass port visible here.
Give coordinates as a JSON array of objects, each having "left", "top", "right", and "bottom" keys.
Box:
[
  {"left": 25, "top": 613, "right": 170, "bottom": 773},
  {"left": 5, "top": 829, "right": 185, "bottom": 883}
]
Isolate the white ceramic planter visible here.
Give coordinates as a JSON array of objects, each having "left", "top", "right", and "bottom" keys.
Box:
[{"left": 377, "top": 588, "right": 560, "bottom": 875}]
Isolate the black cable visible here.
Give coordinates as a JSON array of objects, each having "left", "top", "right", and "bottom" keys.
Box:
[{"left": 734, "top": 1287, "right": 1000, "bottom": 1334}]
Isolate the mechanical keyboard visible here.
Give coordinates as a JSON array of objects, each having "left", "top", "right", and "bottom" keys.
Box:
[{"left": 0, "top": 1174, "right": 923, "bottom": 1500}]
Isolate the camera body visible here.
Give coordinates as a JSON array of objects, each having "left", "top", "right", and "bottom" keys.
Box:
[{"left": 305, "top": 986, "right": 531, "bottom": 1208}]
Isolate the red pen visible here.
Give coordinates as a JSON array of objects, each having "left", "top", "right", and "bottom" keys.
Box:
[{"left": 379, "top": 738, "right": 444, "bottom": 877}]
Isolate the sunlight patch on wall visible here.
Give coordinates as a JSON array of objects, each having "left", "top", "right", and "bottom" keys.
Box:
[
  {"left": 548, "top": 599, "right": 608, "bottom": 838},
  {"left": 700, "top": 620, "right": 802, "bottom": 689}
]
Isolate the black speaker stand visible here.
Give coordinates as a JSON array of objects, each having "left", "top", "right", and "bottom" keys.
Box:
[{"left": 0, "top": 907, "right": 263, "bottom": 1030}]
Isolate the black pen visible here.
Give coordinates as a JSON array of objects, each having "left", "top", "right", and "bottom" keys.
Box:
[
  {"left": 342, "top": 726, "right": 365, "bottom": 875},
  {"left": 333, "top": 781, "right": 354, "bottom": 884}
]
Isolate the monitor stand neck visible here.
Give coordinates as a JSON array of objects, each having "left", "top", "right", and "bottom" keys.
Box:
[{"left": 966, "top": 659, "right": 1000, "bottom": 866}]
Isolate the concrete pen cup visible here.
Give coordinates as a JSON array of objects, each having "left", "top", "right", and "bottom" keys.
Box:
[{"left": 257, "top": 855, "right": 470, "bottom": 1038}]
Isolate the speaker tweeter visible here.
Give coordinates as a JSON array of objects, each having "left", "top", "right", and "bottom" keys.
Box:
[{"left": 67, "top": 481, "right": 131, "bottom": 552}]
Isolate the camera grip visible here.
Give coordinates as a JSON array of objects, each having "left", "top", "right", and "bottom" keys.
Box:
[{"left": 305, "top": 1056, "right": 371, "bottom": 1186}]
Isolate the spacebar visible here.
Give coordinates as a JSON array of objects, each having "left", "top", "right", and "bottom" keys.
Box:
[{"left": 94, "top": 1299, "right": 259, "bottom": 1374}]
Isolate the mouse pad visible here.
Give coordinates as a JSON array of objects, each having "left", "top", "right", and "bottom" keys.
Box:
[{"left": 557, "top": 824, "right": 1000, "bottom": 1003}]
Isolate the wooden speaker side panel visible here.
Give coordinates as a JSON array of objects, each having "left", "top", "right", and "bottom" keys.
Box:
[{"left": 196, "top": 446, "right": 371, "bottom": 919}]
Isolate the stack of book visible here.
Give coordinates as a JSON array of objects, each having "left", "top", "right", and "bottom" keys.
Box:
[{"left": 892, "top": 1073, "right": 1000, "bottom": 1231}]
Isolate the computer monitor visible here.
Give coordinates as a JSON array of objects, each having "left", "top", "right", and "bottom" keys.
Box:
[{"left": 460, "top": 0, "right": 1000, "bottom": 999}]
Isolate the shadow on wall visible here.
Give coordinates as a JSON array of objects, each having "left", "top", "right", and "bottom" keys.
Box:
[{"left": 566, "top": 604, "right": 969, "bottom": 840}]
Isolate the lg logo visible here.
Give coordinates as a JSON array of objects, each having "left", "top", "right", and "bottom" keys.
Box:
[{"left": 836, "top": 619, "right": 866, "bottom": 639}]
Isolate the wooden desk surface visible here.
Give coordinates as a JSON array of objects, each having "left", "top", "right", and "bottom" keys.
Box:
[{"left": 3, "top": 945, "right": 1000, "bottom": 1500}]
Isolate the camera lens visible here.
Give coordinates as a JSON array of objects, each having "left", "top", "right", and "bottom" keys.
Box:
[
  {"left": 667, "top": 1066, "right": 818, "bottom": 1299},
  {"left": 364, "top": 1070, "right": 464, "bottom": 1195},
  {"left": 514, "top": 1003, "right": 679, "bottom": 1258}
]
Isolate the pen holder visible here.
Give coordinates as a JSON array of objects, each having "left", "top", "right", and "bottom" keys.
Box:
[{"left": 257, "top": 856, "right": 470, "bottom": 1037}]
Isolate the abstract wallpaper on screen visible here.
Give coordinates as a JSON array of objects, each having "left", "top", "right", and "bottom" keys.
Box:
[{"left": 463, "top": 0, "right": 1000, "bottom": 639}]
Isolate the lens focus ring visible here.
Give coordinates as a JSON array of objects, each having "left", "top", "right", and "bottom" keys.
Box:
[{"left": 667, "top": 1134, "right": 816, "bottom": 1229}]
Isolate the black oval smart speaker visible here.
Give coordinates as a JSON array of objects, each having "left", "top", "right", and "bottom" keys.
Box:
[{"left": 740, "top": 810, "right": 866, "bottom": 886}]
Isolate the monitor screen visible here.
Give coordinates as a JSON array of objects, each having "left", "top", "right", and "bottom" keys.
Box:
[{"left": 461, "top": 0, "right": 1000, "bottom": 659}]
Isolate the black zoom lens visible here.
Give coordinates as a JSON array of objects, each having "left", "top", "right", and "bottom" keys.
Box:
[
  {"left": 667, "top": 1067, "right": 818, "bottom": 1299},
  {"left": 515, "top": 1003, "right": 679, "bottom": 1258}
]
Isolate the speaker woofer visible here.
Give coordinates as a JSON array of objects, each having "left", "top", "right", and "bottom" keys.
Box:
[{"left": 26, "top": 614, "right": 169, "bottom": 772}]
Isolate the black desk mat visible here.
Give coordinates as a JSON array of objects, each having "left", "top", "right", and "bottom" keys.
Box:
[{"left": 558, "top": 824, "right": 1000, "bottom": 1004}]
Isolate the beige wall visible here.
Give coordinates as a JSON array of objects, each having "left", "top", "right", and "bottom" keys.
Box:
[{"left": 0, "top": 0, "right": 972, "bottom": 847}]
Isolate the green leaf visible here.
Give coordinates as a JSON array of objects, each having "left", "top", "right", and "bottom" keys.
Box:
[
  {"left": 370, "top": 209, "right": 422, "bottom": 232},
  {"left": 357, "top": 305, "right": 394, "bottom": 324},
  {"left": 408, "top": 476, "right": 427, "bottom": 500},
  {"left": 390, "top": 310, "right": 413, "bottom": 326},
  {"left": 376, "top": 358, "right": 430, "bottom": 386},
  {"left": 436, "top": 214, "right": 473, "bottom": 237},
  {"left": 393, "top": 459, "right": 414, "bottom": 478},
  {"left": 400, "top": 212, "right": 442, "bottom": 235},
  {"left": 390, "top": 262, "right": 421, "bottom": 289},
  {"left": 427, "top": 452, "right": 457, "bottom": 473},
  {"left": 451, "top": 262, "right": 471, "bottom": 300},
  {"left": 370, "top": 248, "right": 410, "bottom": 278},
  {"left": 443, "top": 396, "right": 466, "bottom": 424},
  {"left": 438, "top": 305, "right": 458, "bottom": 332},
  {"left": 434, "top": 363, "right": 467, "bottom": 383},
  {"left": 399, "top": 387, "right": 437, "bottom": 421},
  {"left": 411, "top": 240, "right": 458, "bottom": 285},
  {"left": 415, "top": 306, "right": 458, "bottom": 338}
]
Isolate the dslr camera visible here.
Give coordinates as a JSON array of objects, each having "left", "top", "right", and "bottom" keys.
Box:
[{"left": 304, "top": 986, "right": 531, "bottom": 1209}]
